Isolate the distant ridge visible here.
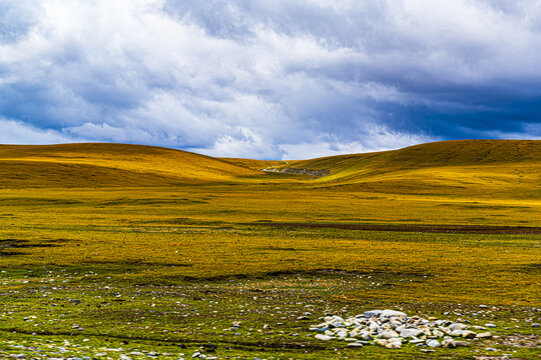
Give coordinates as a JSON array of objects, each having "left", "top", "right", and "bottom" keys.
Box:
[
  {"left": 0, "top": 140, "right": 539, "bottom": 197},
  {"left": 280, "top": 139, "right": 541, "bottom": 178},
  {"left": 0, "top": 143, "right": 261, "bottom": 188},
  {"left": 263, "top": 139, "right": 541, "bottom": 197}
]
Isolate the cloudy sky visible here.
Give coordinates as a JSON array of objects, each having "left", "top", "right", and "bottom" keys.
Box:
[{"left": 1, "top": 0, "right": 540, "bottom": 159}]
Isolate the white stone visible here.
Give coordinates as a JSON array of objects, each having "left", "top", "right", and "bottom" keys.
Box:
[
  {"left": 448, "top": 323, "right": 468, "bottom": 331},
  {"left": 385, "top": 342, "right": 401, "bottom": 349},
  {"left": 400, "top": 328, "right": 423, "bottom": 338},
  {"left": 315, "top": 334, "right": 333, "bottom": 341},
  {"left": 427, "top": 339, "right": 440, "bottom": 347},
  {"left": 449, "top": 330, "right": 464, "bottom": 337}
]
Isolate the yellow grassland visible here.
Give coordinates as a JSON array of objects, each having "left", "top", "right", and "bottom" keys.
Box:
[{"left": 0, "top": 140, "right": 540, "bottom": 307}]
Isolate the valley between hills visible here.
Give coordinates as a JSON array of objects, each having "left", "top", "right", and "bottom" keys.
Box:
[{"left": 0, "top": 139, "right": 539, "bottom": 359}]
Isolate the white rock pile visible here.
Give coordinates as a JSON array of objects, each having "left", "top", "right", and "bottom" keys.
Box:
[{"left": 310, "top": 309, "right": 493, "bottom": 349}]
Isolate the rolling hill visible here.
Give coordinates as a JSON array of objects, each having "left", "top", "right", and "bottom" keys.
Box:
[
  {"left": 0, "top": 143, "right": 262, "bottom": 188},
  {"left": 271, "top": 140, "right": 541, "bottom": 197},
  {"left": 0, "top": 140, "right": 539, "bottom": 197}
]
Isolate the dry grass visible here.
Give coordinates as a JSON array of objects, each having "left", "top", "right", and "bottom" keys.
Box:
[{"left": 0, "top": 140, "right": 539, "bottom": 359}]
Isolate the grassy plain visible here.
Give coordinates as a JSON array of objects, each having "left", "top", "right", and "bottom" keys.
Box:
[{"left": 0, "top": 140, "right": 540, "bottom": 359}]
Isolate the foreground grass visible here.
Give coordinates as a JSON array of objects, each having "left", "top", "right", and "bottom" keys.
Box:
[{"left": 0, "top": 184, "right": 540, "bottom": 359}]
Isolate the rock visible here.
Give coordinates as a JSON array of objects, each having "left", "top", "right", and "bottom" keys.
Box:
[
  {"left": 532, "top": 323, "right": 540, "bottom": 328},
  {"left": 363, "top": 310, "right": 383, "bottom": 318},
  {"left": 330, "top": 321, "right": 344, "bottom": 328},
  {"left": 381, "top": 310, "right": 407, "bottom": 318},
  {"left": 472, "top": 325, "right": 486, "bottom": 330},
  {"left": 485, "top": 347, "right": 498, "bottom": 352},
  {"left": 448, "top": 323, "right": 468, "bottom": 331},
  {"left": 476, "top": 332, "right": 492, "bottom": 339},
  {"left": 307, "top": 309, "right": 498, "bottom": 351},
  {"left": 442, "top": 339, "right": 456, "bottom": 348},
  {"left": 297, "top": 316, "right": 310, "bottom": 320},
  {"left": 485, "top": 323, "right": 497, "bottom": 328},
  {"left": 363, "top": 309, "right": 406, "bottom": 319},
  {"left": 360, "top": 332, "right": 372, "bottom": 341},
  {"left": 314, "top": 334, "right": 333, "bottom": 341},
  {"left": 385, "top": 342, "right": 401, "bottom": 349},
  {"left": 375, "top": 339, "right": 388, "bottom": 347},
  {"left": 461, "top": 331, "right": 477, "bottom": 339},
  {"left": 426, "top": 339, "right": 440, "bottom": 347},
  {"left": 400, "top": 328, "right": 423, "bottom": 338},
  {"left": 381, "top": 331, "right": 398, "bottom": 339}
]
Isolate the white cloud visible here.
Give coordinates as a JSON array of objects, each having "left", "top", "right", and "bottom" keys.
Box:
[
  {"left": 0, "top": 0, "right": 540, "bottom": 158},
  {"left": 0, "top": 117, "right": 74, "bottom": 144},
  {"left": 279, "top": 124, "right": 433, "bottom": 160}
]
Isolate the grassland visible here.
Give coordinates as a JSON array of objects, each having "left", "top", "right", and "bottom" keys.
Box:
[{"left": 0, "top": 140, "right": 540, "bottom": 359}]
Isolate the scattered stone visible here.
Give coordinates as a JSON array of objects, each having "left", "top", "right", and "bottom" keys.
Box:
[
  {"left": 476, "top": 332, "right": 493, "bottom": 339},
  {"left": 375, "top": 339, "right": 388, "bottom": 347},
  {"left": 450, "top": 330, "right": 464, "bottom": 337},
  {"left": 532, "top": 323, "right": 540, "bottom": 328},
  {"left": 309, "top": 309, "right": 496, "bottom": 351},
  {"left": 314, "top": 334, "right": 333, "bottom": 341},
  {"left": 400, "top": 328, "right": 423, "bottom": 338},
  {"left": 442, "top": 338, "right": 456, "bottom": 348},
  {"left": 385, "top": 342, "right": 401, "bottom": 349},
  {"left": 449, "top": 323, "right": 468, "bottom": 331},
  {"left": 426, "top": 339, "right": 440, "bottom": 347},
  {"left": 380, "top": 330, "right": 397, "bottom": 339},
  {"left": 472, "top": 325, "right": 487, "bottom": 330},
  {"left": 485, "top": 323, "right": 497, "bottom": 328}
]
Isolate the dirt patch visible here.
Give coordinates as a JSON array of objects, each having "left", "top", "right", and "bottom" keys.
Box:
[
  {"left": 246, "top": 222, "right": 541, "bottom": 234},
  {"left": 0, "top": 239, "right": 66, "bottom": 257}
]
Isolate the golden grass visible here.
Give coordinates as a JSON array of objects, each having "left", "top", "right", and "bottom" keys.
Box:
[
  {"left": 0, "top": 143, "right": 263, "bottom": 188},
  {"left": 0, "top": 140, "right": 539, "bottom": 307},
  {"left": 1, "top": 183, "right": 539, "bottom": 306}
]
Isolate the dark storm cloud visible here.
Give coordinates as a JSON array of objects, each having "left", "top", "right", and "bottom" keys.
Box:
[{"left": 0, "top": 0, "right": 540, "bottom": 159}]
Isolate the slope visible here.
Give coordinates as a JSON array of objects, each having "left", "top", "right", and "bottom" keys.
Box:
[
  {"left": 0, "top": 143, "right": 262, "bottom": 188},
  {"left": 277, "top": 140, "right": 541, "bottom": 197}
]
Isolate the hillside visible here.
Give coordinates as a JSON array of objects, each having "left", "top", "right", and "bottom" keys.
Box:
[
  {"left": 271, "top": 140, "right": 541, "bottom": 196},
  {"left": 0, "top": 143, "right": 262, "bottom": 188},
  {"left": 0, "top": 140, "right": 540, "bottom": 196}
]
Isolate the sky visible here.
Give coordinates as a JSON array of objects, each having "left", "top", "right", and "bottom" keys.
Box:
[{"left": 0, "top": 0, "right": 540, "bottom": 159}]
